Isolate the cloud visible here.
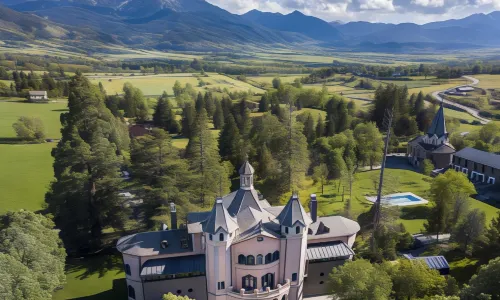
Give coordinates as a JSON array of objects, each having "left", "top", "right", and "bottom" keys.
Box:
[{"left": 205, "top": 0, "right": 499, "bottom": 23}]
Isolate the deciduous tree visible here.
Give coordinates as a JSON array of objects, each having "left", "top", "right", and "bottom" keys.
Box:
[{"left": 12, "top": 116, "right": 45, "bottom": 142}]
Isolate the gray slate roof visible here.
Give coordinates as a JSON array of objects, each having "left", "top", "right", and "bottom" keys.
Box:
[
  {"left": 454, "top": 147, "right": 500, "bottom": 169},
  {"left": 306, "top": 242, "right": 354, "bottom": 260},
  {"left": 308, "top": 216, "right": 361, "bottom": 240},
  {"left": 239, "top": 161, "right": 255, "bottom": 175},
  {"left": 29, "top": 91, "right": 47, "bottom": 96},
  {"left": 224, "top": 188, "right": 263, "bottom": 217},
  {"left": 404, "top": 254, "right": 450, "bottom": 270},
  {"left": 275, "top": 195, "right": 312, "bottom": 227},
  {"left": 140, "top": 254, "right": 206, "bottom": 276},
  {"left": 427, "top": 103, "right": 447, "bottom": 138},
  {"left": 232, "top": 221, "right": 281, "bottom": 244},
  {"left": 202, "top": 199, "right": 238, "bottom": 234},
  {"left": 432, "top": 144, "right": 455, "bottom": 154},
  {"left": 116, "top": 229, "right": 192, "bottom": 256}
]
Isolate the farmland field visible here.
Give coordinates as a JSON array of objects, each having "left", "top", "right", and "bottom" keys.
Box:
[
  {"left": 247, "top": 75, "right": 305, "bottom": 86},
  {"left": 89, "top": 73, "right": 264, "bottom": 96},
  {"left": 0, "top": 100, "right": 67, "bottom": 138},
  {"left": 474, "top": 74, "right": 500, "bottom": 89}
]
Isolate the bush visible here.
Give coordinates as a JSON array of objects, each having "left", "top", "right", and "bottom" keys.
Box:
[{"left": 12, "top": 116, "right": 46, "bottom": 142}]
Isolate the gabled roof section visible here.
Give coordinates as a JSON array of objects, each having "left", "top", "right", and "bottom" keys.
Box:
[
  {"left": 427, "top": 102, "right": 447, "bottom": 138},
  {"left": 239, "top": 161, "right": 255, "bottom": 175},
  {"left": 226, "top": 188, "right": 263, "bottom": 217},
  {"left": 202, "top": 198, "right": 238, "bottom": 234},
  {"left": 455, "top": 147, "right": 500, "bottom": 169},
  {"left": 276, "top": 194, "right": 312, "bottom": 227},
  {"left": 232, "top": 221, "right": 281, "bottom": 244}
]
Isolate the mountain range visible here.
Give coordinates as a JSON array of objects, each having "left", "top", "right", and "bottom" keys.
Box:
[{"left": 1, "top": 0, "right": 500, "bottom": 52}]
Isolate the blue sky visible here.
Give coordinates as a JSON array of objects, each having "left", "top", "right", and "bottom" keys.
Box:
[{"left": 206, "top": 0, "right": 499, "bottom": 24}]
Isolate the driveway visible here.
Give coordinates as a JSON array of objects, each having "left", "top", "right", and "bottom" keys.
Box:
[{"left": 431, "top": 76, "right": 490, "bottom": 124}]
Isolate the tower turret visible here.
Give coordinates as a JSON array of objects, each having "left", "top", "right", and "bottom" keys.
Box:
[
  {"left": 239, "top": 160, "right": 254, "bottom": 190},
  {"left": 203, "top": 197, "right": 238, "bottom": 300}
]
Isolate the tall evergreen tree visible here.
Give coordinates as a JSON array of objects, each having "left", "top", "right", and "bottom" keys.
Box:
[
  {"left": 303, "top": 113, "right": 316, "bottom": 144},
  {"left": 45, "top": 72, "right": 130, "bottom": 253},
  {"left": 204, "top": 92, "right": 215, "bottom": 117},
  {"left": 186, "top": 108, "right": 230, "bottom": 206},
  {"left": 195, "top": 92, "right": 204, "bottom": 113},
  {"left": 153, "top": 92, "right": 178, "bottom": 133},
  {"left": 181, "top": 102, "right": 196, "bottom": 138},
  {"left": 316, "top": 114, "right": 325, "bottom": 138},
  {"left": 213, "top": 99, "right": 224, "bottom": 130},
  {"left": 259, "top": 93, "right": 270, "bottom": 112},
  {"left": 219, "top": 114, "right": 242, "bottom": 168}
]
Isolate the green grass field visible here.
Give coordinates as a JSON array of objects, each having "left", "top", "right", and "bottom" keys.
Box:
[
  {"left": 0, "top": 143, "right": 56, "bottom": 214},
  {"left": 297, "top": 168, "right": 499, "bottom": 234},
  {"left": 0, "top": 100, "right": 67, "bottom": 139},
  {"left": 474, "top": 74, "right": 500, "bottom": 89},
  {"left": 52, "top": 253, "right": 126, "bottom": 300},
  {"left": 89, "top": 73, "right": 264, "bottom": 96}
]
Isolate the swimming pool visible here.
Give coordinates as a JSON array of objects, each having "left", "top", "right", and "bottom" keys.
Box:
[{"left": 365, "top": 192, "right": 429, "bottom": 206}]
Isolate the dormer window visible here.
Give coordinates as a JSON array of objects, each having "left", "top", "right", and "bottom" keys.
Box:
[{"left": 296, "top": 226, "right": 300, "bottom": 234}]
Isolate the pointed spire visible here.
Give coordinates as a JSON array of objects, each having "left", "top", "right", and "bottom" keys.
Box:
[
  {"left": 276, "top": 194, "right": 313, "bottom": 227},
  {"left": 202, "top": 197, "right": 238, "bottom": 234},
  {"left": 239, "top": 160, "right": 254, "bottom": 175},
  {"left": 427, "top": 101, "right": 447, "bottom": 138}
]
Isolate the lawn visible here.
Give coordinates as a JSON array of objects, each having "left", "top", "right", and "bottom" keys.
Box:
[
  {"left": 0, "top": 100, "right": 67, "bottom": 139},
  {"left": 247, "top": 75, "right": 305, "bottom": 86},
  {"left": 52, "top": 252, "right": 126, "bottom": 300},
  {"left": 296, "top": 167, "right": 499, "bottom": 234},
  {"left": 0, "top": 143, "right": 56, "bottom": 214}
]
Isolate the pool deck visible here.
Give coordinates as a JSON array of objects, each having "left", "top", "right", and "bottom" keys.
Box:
[{"left": 365, "top": 192, "right": 429, "bottom": 206}]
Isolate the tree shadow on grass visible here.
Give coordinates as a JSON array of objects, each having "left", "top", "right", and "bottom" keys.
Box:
[
  {"left": 400, "top": 205, "right": 431, "bottom": 220},
  {"left": 0, "top": 137, "right": 23, "bottom": 144},
  {"left": 52, "top": 108, "right": 69, "bottom": 112},
  {"left": 68, "top": 278, "right": 127, "bottom": 300},
  {"left": 66, "top": 249, "right": 124, "bottom": 280}
]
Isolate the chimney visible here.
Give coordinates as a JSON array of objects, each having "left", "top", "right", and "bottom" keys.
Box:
[
  {"left": 170, "top": 202, "right": 177, "bottom": 230},
  {"left": 310, "top": 194, "right": 317, "bottom": 223}
]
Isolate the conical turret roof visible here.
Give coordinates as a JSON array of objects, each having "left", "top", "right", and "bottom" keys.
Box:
[
  {"left": 239, "top": 161, "right": 255, "bottom": 175},
  {"left": 427, "top": 102, "right": 447, "bottom": 138},
  {"left": 202, "top": 198, "right": 238, "bottom": 234},
  {"left": 276, "top": 194, "right": 312, "bottom": 227}
]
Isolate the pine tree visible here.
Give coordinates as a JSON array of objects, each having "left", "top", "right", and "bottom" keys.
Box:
[
  {"left": 204, "top": 92, "right": 215, "bottom": 117},
  {"left": 259, "top": 94, "right": 270, "bottom": 112},
  {"left": 153, "top": 92, "right": 177, "bottom": 132},
  {"left": 45, "top": 72, "right": 130, "bottom": 253},
  {"left": 316, "top": 114, "right": 325, "bottom": 138},
  {"left": 413, "top": 91, "right": 425, "bottom": 115},
  {"left": 186, "top": 108, "right": 230, "bottom": 205},
  {"left": 181, "top": 102, "right": 196, "bottom": 138},
  {"left": 303, "top": 113, "right": 316, "bottom": 144},
  {"left": 219, "top": 114, "right": 242, "bottom": 167},
  {"left": 213, "top": 99, "right": 224, "bottom": 130},
  {"left": 195, "top": 92, "right": 204, "bottom": 113}
]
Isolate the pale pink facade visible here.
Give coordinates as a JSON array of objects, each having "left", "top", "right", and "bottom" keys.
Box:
[{"left": 117, "top": 162, "right": 360, "bottom": 300}]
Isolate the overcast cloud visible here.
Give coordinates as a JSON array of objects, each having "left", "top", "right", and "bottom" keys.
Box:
[{"left": 205, "top": 0, "right": 499, "bottom": 23}]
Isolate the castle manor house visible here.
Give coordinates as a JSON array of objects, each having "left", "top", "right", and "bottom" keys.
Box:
[{"left": 117, "top": 161, "right": 360, "bottom": 300}]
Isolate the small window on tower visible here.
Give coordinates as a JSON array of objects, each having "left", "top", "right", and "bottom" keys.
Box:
[{"left": 292, "top": 273, "right": 298, "bottom": 282}]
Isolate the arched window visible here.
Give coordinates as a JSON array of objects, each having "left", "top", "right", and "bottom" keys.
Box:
[
  {"left": 238, "top": 254, "right": 246, "bottom": 265},
  {"left": 219, "top": 233, "right": 224, "bottom": 241},
  {"left": 295, "top": 226, "right": 300, "bottom": 234},
  {"left": 242, "top": 275, "right": 257, "bottom": 291},
  {"left": 128, "top": 285, "right": 136, "bottom": 299},
  {"left": 265, "top": 253, "right": 272, "bottom": 264},
  {"left": 261, "top": 273, "right": 275, "bottom": 289},
  {"left": 247, "top": 255, "right": 255, "bottom": 265},
  {"left": 257, "top": 254, "right": 263, "bottom": 265},
  {"left": 125, "top": 264, "right": 131, "bottom": 276},
  {"left": 272, "top": 251, "right": 279, "bottom": 261}
]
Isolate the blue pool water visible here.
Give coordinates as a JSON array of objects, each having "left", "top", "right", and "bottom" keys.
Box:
[{"left": 382, "top": 194, "right": 421, "bottom": 204}]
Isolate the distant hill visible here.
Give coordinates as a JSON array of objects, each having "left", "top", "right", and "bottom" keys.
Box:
[
  {"left": 0, "top": 4, "right": 115, "bottom": 43},
  {"left": 1, "top": 0, "right": 500, "bottom": 52},
  {"left": 336, "top": 12, "right": 500, "bottom": 47},
  {"left": 242, "top": 9, "right": 343, "bottom": 42}
]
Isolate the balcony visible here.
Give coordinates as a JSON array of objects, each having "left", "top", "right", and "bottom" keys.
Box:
[{"left": 227, "top": 279, "right": 291, "bottom": 300}]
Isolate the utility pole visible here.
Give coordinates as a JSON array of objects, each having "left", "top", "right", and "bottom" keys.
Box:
[{"left": 371, "top": 108, "right": 394, "bottom": 251}]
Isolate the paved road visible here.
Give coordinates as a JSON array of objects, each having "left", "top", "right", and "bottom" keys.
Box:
[{"left": 431, "top": 76, "right": 490, "bottom": 124}]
